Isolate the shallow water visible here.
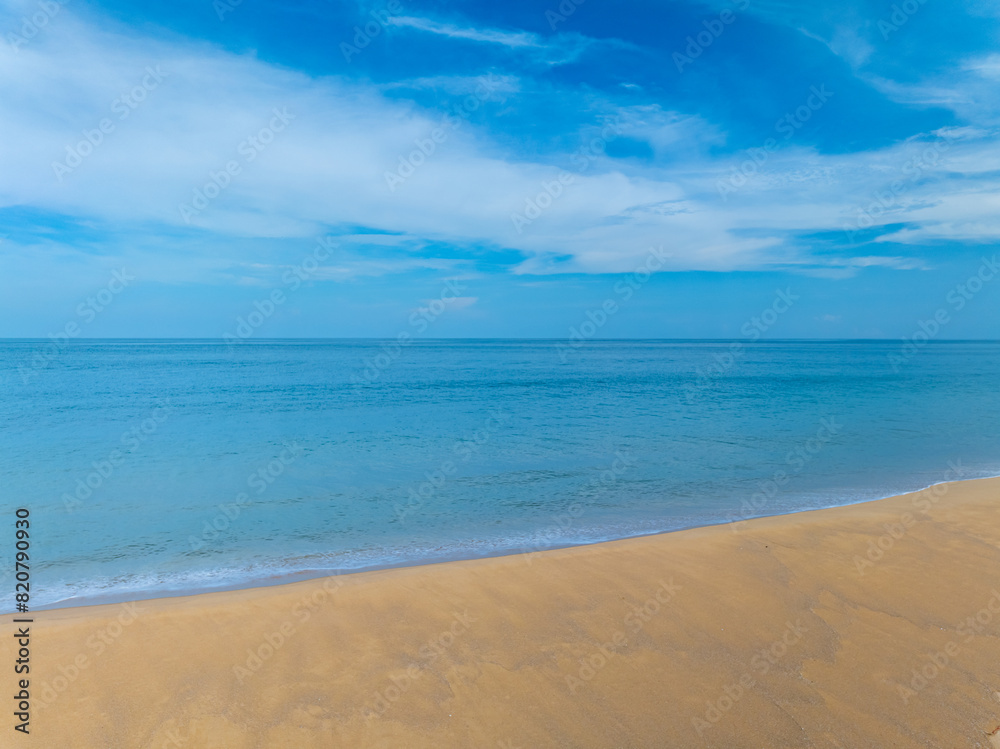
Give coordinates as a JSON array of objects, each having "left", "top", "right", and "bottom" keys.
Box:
[{"left": 2, "top": 339, "right": 998, "bottom": 609}]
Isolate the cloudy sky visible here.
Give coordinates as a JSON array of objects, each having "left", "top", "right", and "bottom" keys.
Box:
[{"left": 1, "top": 0, "right": 998, "bottom": 338}]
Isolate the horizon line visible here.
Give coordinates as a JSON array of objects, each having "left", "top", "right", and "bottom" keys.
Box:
[{"left": 3, "top": 337, "right": 1000, "bottom": 343}]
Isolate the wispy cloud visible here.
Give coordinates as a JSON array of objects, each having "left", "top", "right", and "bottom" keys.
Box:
[
  {"left": 380, "top": 74, "right": 521, "bottom": 96},
  {"left": 384, "top": 14, "right": 621, "bottom": 66},
  {"left": 2, "top": 0, "right": 1000, "bottom": 290},
  {"left": 388, "top": 16, "right": 541, "bottom": 48}
]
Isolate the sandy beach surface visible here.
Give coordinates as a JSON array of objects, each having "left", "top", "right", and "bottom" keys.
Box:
[{"left": 7, "top": 477, "right": 1000, "bottom": 748}]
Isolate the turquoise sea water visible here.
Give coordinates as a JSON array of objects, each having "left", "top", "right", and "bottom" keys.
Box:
[{"left": 1, "top": 340, "right": 998, "bottom": 610}]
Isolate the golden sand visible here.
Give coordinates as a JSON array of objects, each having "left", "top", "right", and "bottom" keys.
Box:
[{"left": 6, "top": 477, "right": 1000, "bottom": 747}]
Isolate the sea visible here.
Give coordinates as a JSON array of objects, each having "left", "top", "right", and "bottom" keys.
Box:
[{"left": 2, "top": 339, "right": 998, "bottom": 610}]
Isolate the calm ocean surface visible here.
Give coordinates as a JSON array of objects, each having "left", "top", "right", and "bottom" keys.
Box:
[{"left": 2, "top": 340, "right": 999, "bottom": 610}]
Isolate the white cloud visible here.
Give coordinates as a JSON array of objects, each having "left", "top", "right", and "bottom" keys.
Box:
[
  {"left": 384, "top": 15, "right": 609, "bottom": 66},
  {"left": 796, "top": 24, "right": 874, "bottom": 69},
  {"left": 1, "top": 0, "right": 1000, "bottom": 289},
  {"left": 387, "top": 16, "right": 541, "bottom": 48},
  {"left": 964, "top": 54, "right": 1000, "bottom": 79},
  {"left": 380, "top": 74, "right": 521, "bottom": 97}
]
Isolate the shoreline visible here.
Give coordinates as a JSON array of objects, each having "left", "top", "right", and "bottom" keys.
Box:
[
  {"left": 7, "top": 475, "right": 1000, "bottom": 747},
  {"left": 23, "top": 471, "right": 1000, "bottom": 614}
]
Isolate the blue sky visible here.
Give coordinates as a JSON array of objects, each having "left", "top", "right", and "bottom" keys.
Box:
[{"left": 1, "top": 0, "right": 999, "bottom": 338}]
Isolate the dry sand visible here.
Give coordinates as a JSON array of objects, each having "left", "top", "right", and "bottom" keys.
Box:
[{"left": 6, "top": 477, "right": 1000, "bottom": 748}]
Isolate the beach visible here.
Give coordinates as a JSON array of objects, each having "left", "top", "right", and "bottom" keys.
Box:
[
  {"left": 7, "top": 0, "right": 1000, "bottom": 743},
  {"left": 8, "top": 476, "right": 1000, "bottom": 748}
]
